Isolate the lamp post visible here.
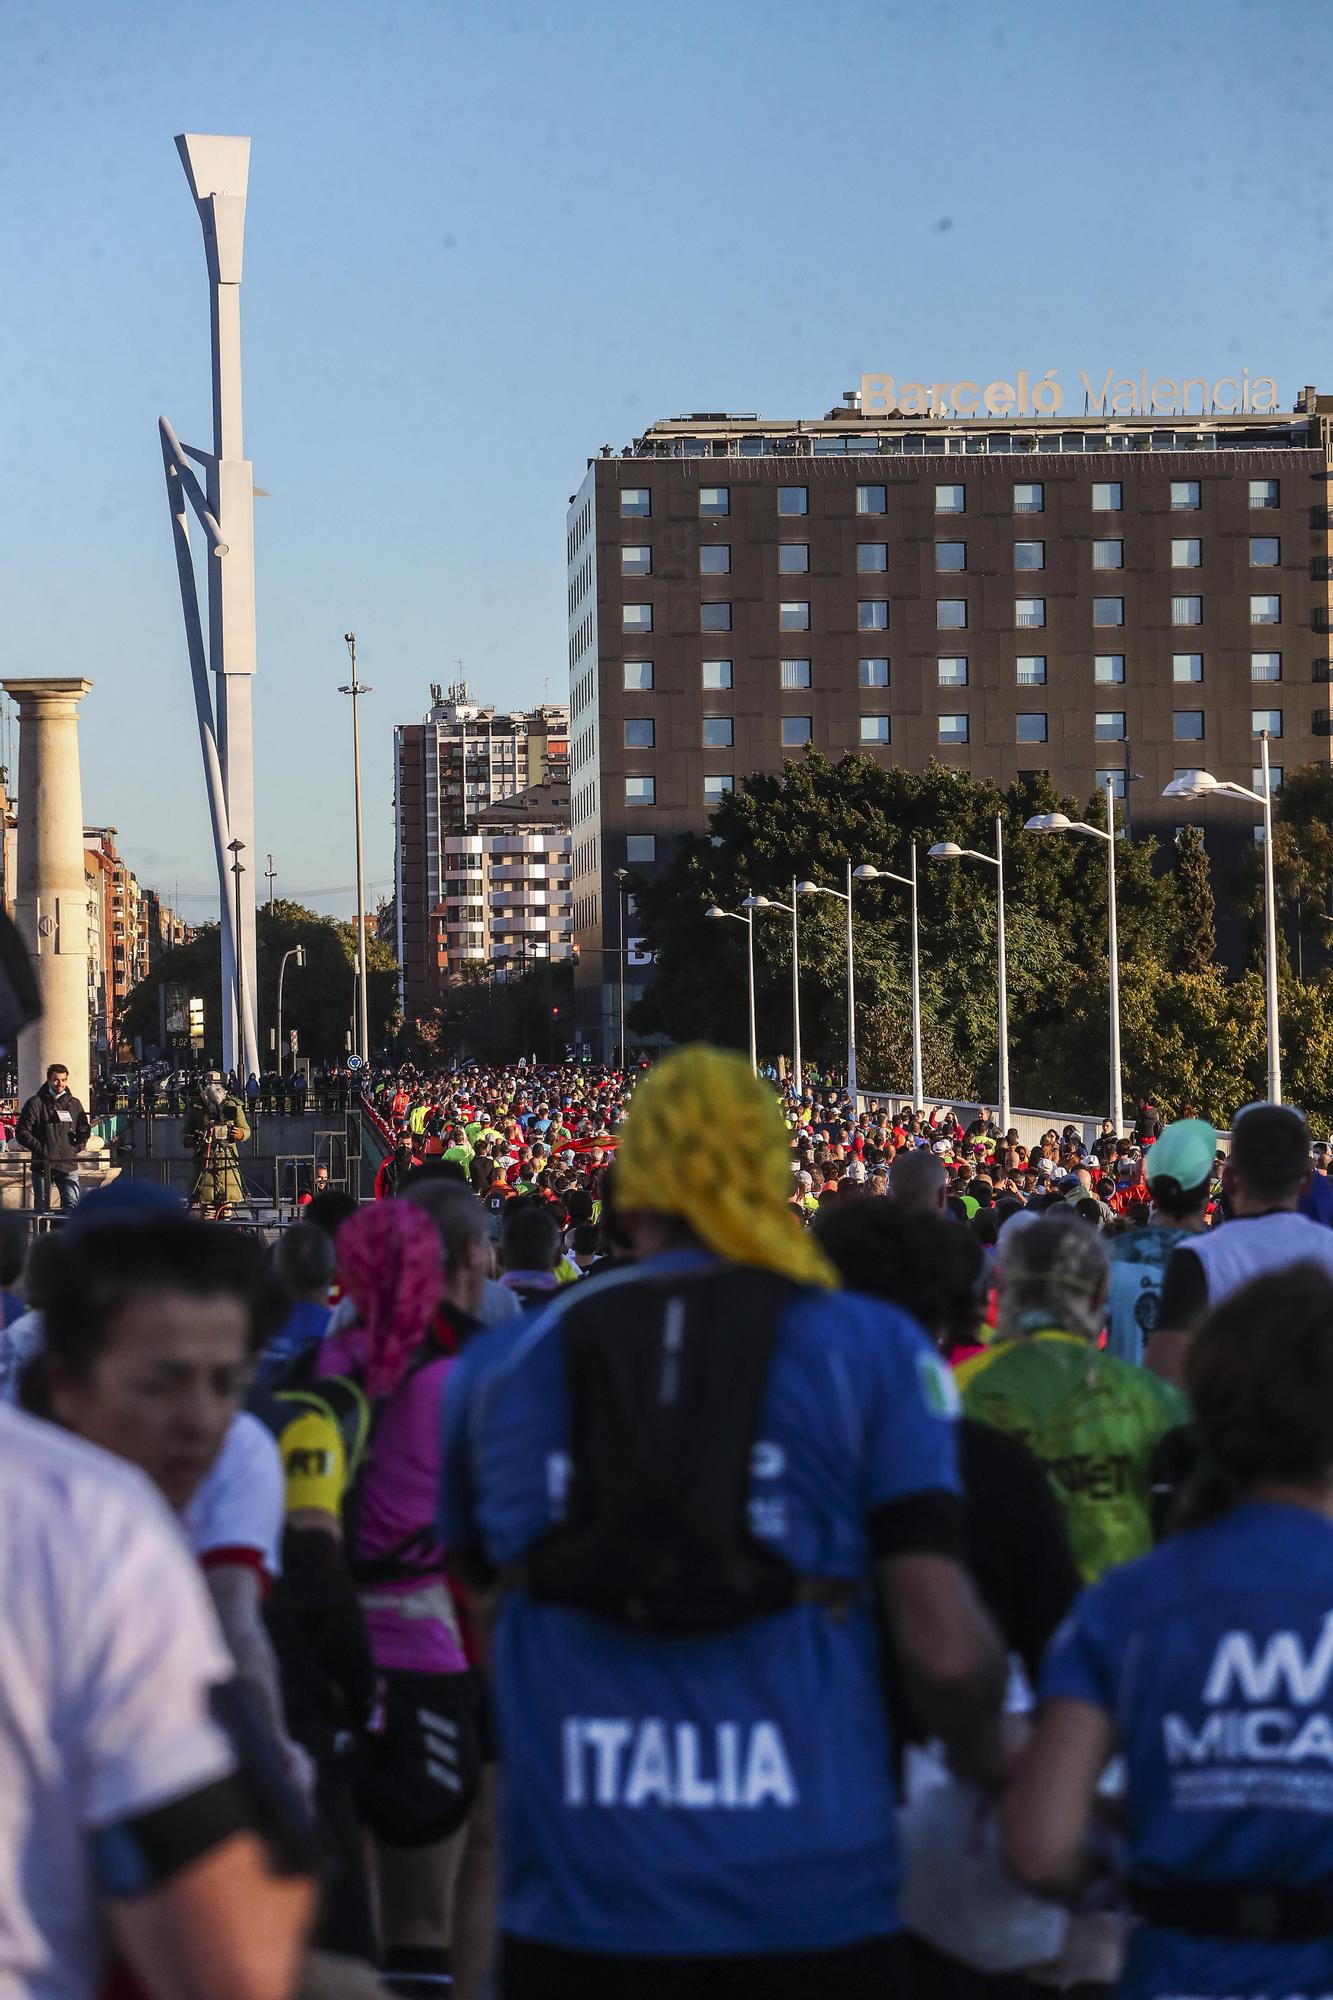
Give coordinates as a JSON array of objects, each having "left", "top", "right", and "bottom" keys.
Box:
[
  {"left": 1164, "top": 738, "right": 1281, "bottom": 1103},
  {"left": 276, "top": 943, "right": 305, "bottom": 1076},
  {"left": 704, "top": 902, "right": 757, "bottom": 1073},
  {"left": 614, "top": 867, "right": 629, "bottom": 1071},
  {"left": 852, "top": 843, "right": 923, "bottom": 1110},
  {"left": 1024, "top": 779, "right": 1123, "bottom": 1132},
  {"left": 929, "top": 815, "right": 1010, "bottom": 1132},
  {"left": 796, "top": 858, "right": 858, "bottom": 1102},
  {"left": 339, "top": 634, "right": 371, "bottom": 1066},
  {"left": 227, "top": 838, "right": 246, "bottom": 1081},
  {"left": 743, "top": 879, "right": 801, "bottom": 1098}
]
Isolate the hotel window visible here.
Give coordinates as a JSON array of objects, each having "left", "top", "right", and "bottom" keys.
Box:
[
  {"left": 623, "top": 661, "right": 654, "bottom": 691},
  {"left": 621, "top": 545, "right": 651, "bottom": 576},
  {"left": 1172, "top": 595, "right": 1203, "bottom": 626},
  {"left": 702, "top": 717, "right": 734, "bottom": 748},
  {"left": 620, "top": 487, "right": 651, "bottom": 517},
  {"left": 1173, "top": 711, "right": 1204, "bottom": 742},
  {"left": 860, "top": 715, "right": 891, "bottom": 743},
  {"left": 1016, "top": 712, "right": 1048, "bottom": 743},
  {"left": 1094, "top": 654, "right": 1125, "bottom": 683},
  {"left": 1251, "top": 594, "right": 1281, "bottom": 625},
  {"left": 699, "top": 544, "right": 731, "bottom": 574},
  {"left": 1252, "top": 708, "right": 1283, "bottom": 738},
  {"left": 936, "top": 483, "right": 965, "bottom": 513},
  {"left": 1014, "top": 481, "right": 1044, "bottom": 514},
  {"left": 781, "top": 601, "right": 812, "bottom": 631},
  {"left": 856, "top": 484, "right": 887, "bottom": 515},
  {"left": 1095, "top": 712, "right": 1126, "bottom": 741},
  {"left": 623, "top": 603, "right": 652, "bottom": 633},
  {"left": 1016, "top": 655, "right": 1047, "bottom": 685},
  {"left": 624, "top": 719, "right": 655, "bottom": 748},
  {"left": 1014, "top": 541, "right": 1045, "bottom": 571},
  {"left": 782, "top": 717, "right": 812, "bottom": 747},
  {"left": 938, "top": 656, "right": 968, "bottom": 687},
  {"left": 1251, "top": 537, "right": 1280, "bottom": 567},
  {"left": 1093, "top": 540, "right": 1123, "bottom": 570},
  {"left": 1096, "top": 770, "right": 1127, "bottom": 799},
  {"left": 938, "top": 599, "right": 967, "bottom": 630},
  {"left": 1173, "top": 653, "right": 1203, "bottom": 683},
  {"left": 1092, "top": 481, "right": 1122, "bottom": 511},
  {"left": 780, "top": 659, "right": 812, "bottom": 689},
  {"left": 857, "top": 542, "right": 888, "bottom": 572},
  {"left": 938, "top": 713, "right": 969, "bottom": 744},
  {"left": 625, "top": 776, "right": 655, "bottom": 804},
  {"left": 1171, "top": 480, "right": 1201, "bottom": 509},
  {"left": 1251, "top": 651, "right": 1282, "bottom": 681},
  {"left": 859, "top": 657, "right": 889, "bottom": 688},
  {"left": 858, "top": 601, "right": 889, "bottom": 631},
  {"left": 699, "top": 486, "right": 730, "bottom": 518},
  {"left": 1171, "top": 538, "right": 1202, "bottom": 568},
  {"left": 778, "top": 486, "right": 809, "bottom": 516},
  {"left": 1017, "top": 597, "right": 1047, "bottom": 628},
  {"left": 936, "top": 541, "right": 966, "bottom": 571},
  {"left": 701, "top": 660, "right": 732, "bottom": 689},
  {"left": 1250, "top": 479, "right": 1280, "bottom": 508},
  {"left": 1254, "top": 765, "right": 1283, "bottom": 791},
  {"left": 703, "top": 774, "right": 734, "bottom": 803},
  {"left": 626, "top": 834, "right": 656, "bottom": 863},
  {"left": 779, "top": 543, "right": 810, "bottom": 574},
  {"left": 701, "top": 602, "right": 732, "bottom": 631}
]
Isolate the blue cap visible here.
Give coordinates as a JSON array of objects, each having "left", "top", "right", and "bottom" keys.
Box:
[{"left": 65, "top": 1177, "right": 185, "bottom": 1236}]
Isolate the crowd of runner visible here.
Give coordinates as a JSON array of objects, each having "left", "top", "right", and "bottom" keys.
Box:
[{"left": 7, "top": 1050, "right": 1333, "bottom": 1999}]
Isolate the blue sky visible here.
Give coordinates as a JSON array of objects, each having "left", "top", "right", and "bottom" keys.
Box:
[{"left": 2, "top": 0, "right": 1330, "bottom": 921}]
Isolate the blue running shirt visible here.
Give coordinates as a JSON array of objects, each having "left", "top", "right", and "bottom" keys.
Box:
[
  {"left": 1043, "top": 1502, "right": 1333, "bottom": 1999},
  {"left": 441, "top": 1250, "right": 960, "bottom": 1956}
]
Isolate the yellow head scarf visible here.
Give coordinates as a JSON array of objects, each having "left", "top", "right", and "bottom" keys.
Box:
[{"left": 615, "top": 1046, "right": 838, "bottom": 1289}]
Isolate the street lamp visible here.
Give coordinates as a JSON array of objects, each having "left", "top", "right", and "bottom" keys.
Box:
[
  {"left": 1025, "top": 780, "right": 1123, "bottom": 1133},
  {"left": 226, "top": 838, "right": 246, "bottom": 1082},
  {"left": 852, "top": 844, "right": 923, "bottom": 1111},
  {"left": 1164, "top": 737, "right": 1281, "bottom": 1103},
  {"left": 339, "top": 633, "right": 371, "bottom": 1065},
  {"left": 929, "top": 815, "right": 1010, "bottom": 1133},
  {"left": 743, "top": 878, "right": 801, "bottom": 1098},
  {"left": 796, "top": 859, "right": 858, "bottom": 1102},
  {"left": 276, "top": 943, "right": 305, "bottom": 1076},
  {"left": 614, "top": 867, "right": 629, "bottom": 1071},
  {"left": 704, "top": 902, "right": 757, "bottom": 1074}
]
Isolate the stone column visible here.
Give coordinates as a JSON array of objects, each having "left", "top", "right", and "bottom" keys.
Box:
[{"left": 1, "top": 679, "right": 93, "bottom": 1108}]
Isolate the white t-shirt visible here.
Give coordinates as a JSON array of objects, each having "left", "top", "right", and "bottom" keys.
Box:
[
  {"left": 185, "top": 1411, "right": 285, "bottom": 1582},
  {"left": 0, "top": 1406, "right": 236, "bottom": 2000}
]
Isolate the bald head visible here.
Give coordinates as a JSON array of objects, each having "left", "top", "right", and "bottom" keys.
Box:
[{"left": 890, "top": 1147, "right": 948, "bottom": 1215}]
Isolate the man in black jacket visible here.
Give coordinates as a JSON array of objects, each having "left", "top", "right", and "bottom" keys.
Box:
[{"left": 16, "top": 1063, "right": 91, "bottom": 1212}]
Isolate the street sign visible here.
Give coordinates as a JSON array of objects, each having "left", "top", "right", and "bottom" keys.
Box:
[{"left": 348, "top": 1054, "right": 364, "bottom": 1070}]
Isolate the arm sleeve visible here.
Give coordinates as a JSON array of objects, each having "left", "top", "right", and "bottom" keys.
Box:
[
  {"left": 1038, "top": 1580, "right": 1118, "bottom": 1713},
  {"left": 1156, "top": 1245, "right": 1208, "bottom": 1330},
  {"left": 960, "top": 1421, "right": 1082, "bottom": 1684},
  {"left": 68, "top": 1496, "right": 238, "bottom": 1830},
  {"left": 188, "top": 1416, "right": 285, "bottom": 1580}
]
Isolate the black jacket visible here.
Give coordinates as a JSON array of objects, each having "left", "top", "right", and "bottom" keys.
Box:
[{"left": 17, "top": 1083, "right": 91, "bottom": 1165}]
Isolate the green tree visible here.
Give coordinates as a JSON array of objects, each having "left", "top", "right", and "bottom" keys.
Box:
[
  {"left": 121, "top": 899, "right": 400, "bottom": 1065},
  {"left": 1173, "top": 826, "right": 1216, "bottom": 976}
]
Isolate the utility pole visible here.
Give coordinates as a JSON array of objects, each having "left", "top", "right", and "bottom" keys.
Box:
[
  {"left": 340, "top": 634, "right": 371, "bottom": 1065},
  {"left": 265, "top": 853, "right": 276, "bottom": 909},
  {"left": 227, "top": 838, "right": 246, "bottom": 1080}
]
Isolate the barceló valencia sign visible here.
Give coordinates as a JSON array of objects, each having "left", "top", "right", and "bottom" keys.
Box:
[{"left": 859, "top": 370, "right": 1281, "bottom": 419}]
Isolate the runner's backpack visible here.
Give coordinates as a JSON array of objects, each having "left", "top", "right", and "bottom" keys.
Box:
[{"left": 516, "top": 1263, "right": 849, "bottom": 1633}]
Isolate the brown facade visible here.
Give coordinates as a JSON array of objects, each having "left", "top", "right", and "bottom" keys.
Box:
[{"left": 569, "top": 404, "right": 1333, "bottom": 1054}]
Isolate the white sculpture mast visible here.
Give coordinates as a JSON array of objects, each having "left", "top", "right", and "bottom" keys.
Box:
[{"left": 159, "top": 133, "right": 259, "bottom": 1078}]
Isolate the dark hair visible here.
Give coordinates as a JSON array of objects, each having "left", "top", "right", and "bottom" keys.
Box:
[
  {"left": 565, "top": 1190, "right": 595, "bottom": 1227},
  {"left": 1150, "top": 1175, "right": 1211, "bottom": 1221},
  {"left": 500, "top": 1199, "right": 562, "bottom": 1271},
  {"left": 570, "top": 1223, "right": 600, "bottom": 1255},
  {"left": 814, "top": 1198, "right": 985, "bottom": 1356},
  {"left": 36, "top": 1218, "right": 279, "bottom": 1393},
  {"left": 302, "top": 1189, "right": 358, "bottom": 1239},
  {"left": 0, "top": 1211, "right": 28, "bottom": 1290},
  {"left": 1176, "top": 1263, "right": 1333, "bottom": 1529},
  {"left": 273, "top": 1221, "right": 336, "bottom": 1297},
  {"left": 402, "top": 1159, "right": 469, "bottom": 1190},
  {"left": 1230, "top": 1105, "right": 1311, "bottom": 1204}
]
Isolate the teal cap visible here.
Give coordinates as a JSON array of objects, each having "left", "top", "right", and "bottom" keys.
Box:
[{"left": 1145, "top": 1117, "right": 1218, "bottom": 1191}]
